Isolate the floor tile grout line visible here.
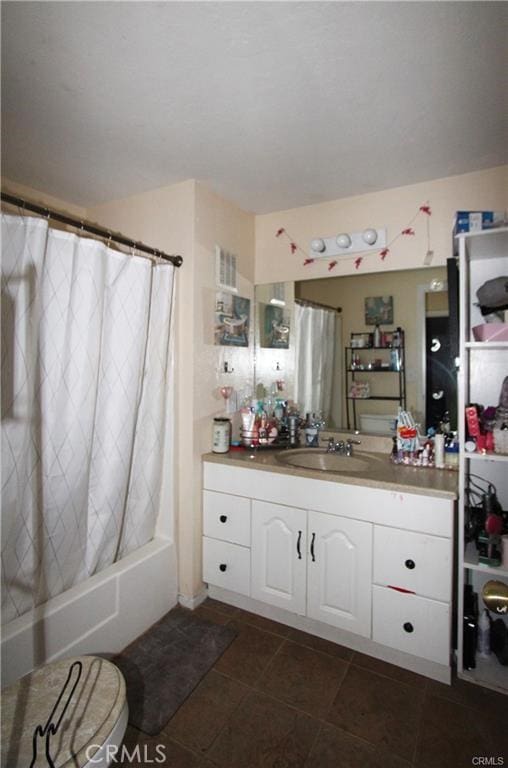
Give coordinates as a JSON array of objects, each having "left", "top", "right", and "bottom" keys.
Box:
[
  {"left": 160, "top": 663, "right": 420, "bottom": 765},
  {"left": 199, "top": 634, "right": 287, "bottom": 760},
  {"left": 349, "top": 657, "right": 428, "bottom": 691},
  {"left": 410, "top": 677, "right": 428, "bottom": 766},
  {"left": 206, "top": 601, "right": 431, "bottom": 684},
  {"left": 226, "top": 610, "right": 357, "bottom": 663},
  {"left": 302, "top": 720, "right": 324, "bottom": 768}
]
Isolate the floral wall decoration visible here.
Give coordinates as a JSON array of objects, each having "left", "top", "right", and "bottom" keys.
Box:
[{"left": 275, "top": 203, "right": 432, "bottom": 272}]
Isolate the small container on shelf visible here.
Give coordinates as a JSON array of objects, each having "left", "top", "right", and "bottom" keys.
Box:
[{"left": 493, "top": 427, "right": 508, "bottom": 455}]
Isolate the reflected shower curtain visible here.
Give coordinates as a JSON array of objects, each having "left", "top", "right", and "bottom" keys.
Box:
[
  {"left": 1, "top": 214, "right": 175, "bottom": 624},
  {"left": 294, "top": 303, "right": 336, "bottom": 421}
]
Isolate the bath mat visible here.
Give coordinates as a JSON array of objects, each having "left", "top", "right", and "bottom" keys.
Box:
[{"left": 114, "top": 607, "right": 237, "bottom": 735}]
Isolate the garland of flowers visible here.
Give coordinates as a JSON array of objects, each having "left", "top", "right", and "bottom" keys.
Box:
[{"left": 275, "top": 203, "right": 432, "bottom": 271}]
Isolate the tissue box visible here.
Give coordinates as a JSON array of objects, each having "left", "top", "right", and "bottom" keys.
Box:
[
  {"left": 455, "top": 211, "right": 505, "bottom": 234},
  {"left": 472, "top": 324, "right": 508, "bottom": 342}
]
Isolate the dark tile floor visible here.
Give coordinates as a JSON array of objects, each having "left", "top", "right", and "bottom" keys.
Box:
[{"left": 119, "top": 599, "right": 508, "bottom": 768}]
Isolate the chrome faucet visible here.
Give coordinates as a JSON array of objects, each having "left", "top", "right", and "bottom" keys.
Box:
[{"left": 325, "top": 437, "right": 361, "bottom": 455}]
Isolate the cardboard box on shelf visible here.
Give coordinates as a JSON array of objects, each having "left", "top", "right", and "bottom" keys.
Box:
[{"left": 454, "top": 210, "right": 505, "bottom": 234}]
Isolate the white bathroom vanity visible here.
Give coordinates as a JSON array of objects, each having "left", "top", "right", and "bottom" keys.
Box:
[{"left": 202, "top": 448, "right": 457, "bottom": 684}]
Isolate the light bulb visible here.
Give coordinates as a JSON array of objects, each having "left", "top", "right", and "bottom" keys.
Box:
[
  {"left": 362, "top": 228, "right": 378, "bottom": 246},
  {"left": 310, "top": 238, "right": 325, "bottom": 253},
  {"left": 336, "top": 233, "right": 352, "bottom": 249}
]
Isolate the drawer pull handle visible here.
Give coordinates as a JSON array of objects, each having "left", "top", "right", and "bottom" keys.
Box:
[
  {"left": 403, "top": 622, "right": 414, "bottom": 633},
  {"left": 219, "top": 515, "right": 228, "bottom": 523},
  {"left": 219, "top": 563, "right": 227, "bottom": 572},
  {"left": 310, "top": 532, "right": 316, "bottom": 562},
  {"left": 405, "top": 559, "right": 415, "bottom": 570},
  {"left": 297, "top": 530, "right": 302, "bottom": 559}
]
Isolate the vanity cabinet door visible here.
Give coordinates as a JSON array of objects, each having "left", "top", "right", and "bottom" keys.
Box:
[
  {"left": 251, "top": 501, "right": 307, "bottom": 615},
  {"left": 307, "top": 510, "right": 372, "bottom": 637}
]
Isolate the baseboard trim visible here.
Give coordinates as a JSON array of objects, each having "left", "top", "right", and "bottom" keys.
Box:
[{"left": 178, "top": 587, "right": 208, "bottom": 610}]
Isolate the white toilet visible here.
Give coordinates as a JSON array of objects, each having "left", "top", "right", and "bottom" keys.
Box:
[{"left": 1, "top": 655, "right": 128, "bottom": 767}]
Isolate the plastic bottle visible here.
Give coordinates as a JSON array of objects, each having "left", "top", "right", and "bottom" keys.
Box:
[
  {"left": 373, "top": 324, "right": 381, "bottom": 347},
  {"left": 478, "top": 609, "right": 491, "bottom": 657},
  {"left": 434, "top": 434, "right": 445, "bottom": 468}
]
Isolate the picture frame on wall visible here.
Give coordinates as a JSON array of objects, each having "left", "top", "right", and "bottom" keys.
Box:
[
  {"left": 365, "top": 295, "right": 393, "bottom": 325},
  {"left": 261, "top": 303, "right": 290, "bottom": 349},
  {"left": 215, "top": 291, "right": 250, "bottom": 346}
]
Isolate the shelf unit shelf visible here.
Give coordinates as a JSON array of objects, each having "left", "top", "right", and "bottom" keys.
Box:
[
  {"left": 465, "top": 341, "right": 508, "bottom": 350},
  {"left": 345, "top": 333, "right": 406, "bottom": 431},
  {"left": 457, "top": 226, "right": 508, "bottom": 696},
  {"left": 464, "top": 451, "right": 508, "bottom": 463},
  {"left": 464, "top": 542, "right": 508, "bottom": 578},
  {"left": 347, "top": 368, "right": 403, "bottom": 373},
  {"left": 459, "top": 656, "right": 508, "bottom": 695},
  {"left": 346, "top": 395, "right": 402, "bottom": 401}
]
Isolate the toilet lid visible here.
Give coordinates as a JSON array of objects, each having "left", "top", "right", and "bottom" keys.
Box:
[{"left": 1, "top": 655, "right": 126, "bottom": 768}]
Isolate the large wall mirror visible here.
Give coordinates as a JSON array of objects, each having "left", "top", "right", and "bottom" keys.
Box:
[{"left": 254, "top": 266, "right": 458, "bottom": 435}]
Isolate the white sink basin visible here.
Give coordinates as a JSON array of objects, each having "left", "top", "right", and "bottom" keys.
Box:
[{"left": 276, "top": 449, "right": 382, "bottom": 473}]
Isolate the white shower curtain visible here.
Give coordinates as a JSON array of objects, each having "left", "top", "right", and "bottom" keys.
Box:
[
  {"left": 1, "top": 213, "right": 175, "bottom": 624},
  {"left": 294, "top": 302, "right": 336, "bottom": 421}
]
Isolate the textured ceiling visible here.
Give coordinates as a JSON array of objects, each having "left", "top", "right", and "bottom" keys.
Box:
[{"left": 2, "top": 2, "right": 507, "bottom": 213}]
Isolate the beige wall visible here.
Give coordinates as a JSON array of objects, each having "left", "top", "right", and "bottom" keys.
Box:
[
  {"left": 191, "top": 182, "right": 255, "bottom": 596},
  {"left": 255, "top": 166, "right": 508, "bottom": 284}
]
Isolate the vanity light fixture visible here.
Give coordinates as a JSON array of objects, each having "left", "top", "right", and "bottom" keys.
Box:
[
  {"left": 310, "top": 238, "right": 326, "bottom": 253},
  {"left": 362, "top": 228, "right": 378, "bottom": 246},
  {"left": 336, "top": 233, "right": 352, "bottom": 249},
  {"left": 309, "top": 227, "right": 386, "bottom": 258}
]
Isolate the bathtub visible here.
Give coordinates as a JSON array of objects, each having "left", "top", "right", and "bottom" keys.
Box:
[{"left": 1, "top": 538, "right": 178, "bottom": 687}]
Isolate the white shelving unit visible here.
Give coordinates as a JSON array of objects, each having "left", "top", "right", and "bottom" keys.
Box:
[{"left": 456, "top": 226, "right": 508, "bottom": 695}]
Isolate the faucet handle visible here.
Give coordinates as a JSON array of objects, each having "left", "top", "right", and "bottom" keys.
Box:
[{"left": 345, "top": 438, "right": 360, "bottom": 456}]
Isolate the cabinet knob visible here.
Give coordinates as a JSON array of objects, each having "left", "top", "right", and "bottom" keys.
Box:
[
  {"left": 405, "top": 559, "right": 415, "bottom": 570},
  {"left": 219, "top": 515, "right": 228, "bottom": 523},
  {"left": 219, "top": 563, "right": 227, "bottom": 572},
  {"left": 403, "top": 622, "right": 414, "bottom": 633}
]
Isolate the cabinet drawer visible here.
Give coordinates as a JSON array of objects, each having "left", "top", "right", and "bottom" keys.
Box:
[
  {"left": 202, "top": 537, "right": 250, "bottom": 596},
  {"left": 373, "top": 526, "right": 451, "bottom": 602},
  {"left": 372, "top": 585, "right": 450, "bottom": 665},
  {"left": 203, "top": 490, "right": 251, "bottom": 546}
]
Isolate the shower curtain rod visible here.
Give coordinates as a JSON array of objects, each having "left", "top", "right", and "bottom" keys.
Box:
[
  {"left": 1, "top": 191, "right": 183, "bottom": 267},
  {"left": 295, "top": 298, "right": 342, "bottom": 313}
]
